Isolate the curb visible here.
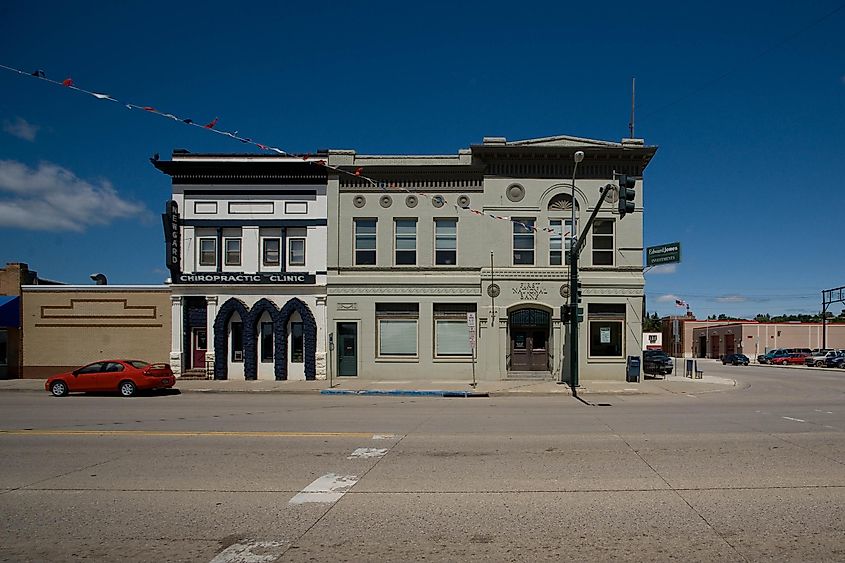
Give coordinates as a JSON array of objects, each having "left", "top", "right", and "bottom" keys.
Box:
[{"left": 320, "top": 389, "right": 489, "bottom": 398}]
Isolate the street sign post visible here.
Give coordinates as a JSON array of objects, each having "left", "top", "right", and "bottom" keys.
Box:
[
  {"left": 467, "top": 312, "right": 477, "bottom": 387},
  {"left": 646, "top": 242, "right": 681, "bottom": 266}
]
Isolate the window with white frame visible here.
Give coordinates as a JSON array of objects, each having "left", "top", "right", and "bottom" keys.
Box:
[
  {"left": 588, "top": 304, "right": 625, "bottom": 358},
  {"left": 395, "top": 219, "right": 416, "bottom": 265},
  {"left": 263, "top": 238, "right": 281, "bottom": 267},
  {"left": 199, "top": 238, "right": 217, "bottom": 267},
  {"left": 592, "top": 219, "right": 614, "bottom": 266},
  {"left": 513, "top": 218, "right": 535, "bottom": 265},
  {"left": 288, "top": 238, "right": 306, "bottom": 267},
  {"left": 549, "top": 219, "right": 576, "bottom": 266},
  {"left": 434, "top": 218, "right": 457, "bottom": 265},
  {"left": 224, "top": 238, "right": 242, "bottom": 266},
  {"left": 376, "top": 303, "right": 418, "bottom": 357},
  {"left": 354, "top": 219, "right": 377, "bottom": 265},
  {"left": 433, "top": 304, "right": 475, "bottom": 358}
]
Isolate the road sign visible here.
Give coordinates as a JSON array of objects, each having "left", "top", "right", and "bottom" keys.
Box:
[
  {"left": 467, "top": 312, "right": 477, "bottom": 350},
  {"left": 646, "top": 242, "right": 681, "bottom": 266}
]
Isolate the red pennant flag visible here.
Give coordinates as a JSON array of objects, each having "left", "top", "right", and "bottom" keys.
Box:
[
  {"left": 256, "top": 143, "right": 267, "bottom": 150},
  {"left": 62, "top": 77, "right": 73, "bottom": 87},
  {"left": 354, "top": 167, "right": 363, "bottom": 176},
  {"left": 204, "top": 117, "right": 219, "bottom": 129}
]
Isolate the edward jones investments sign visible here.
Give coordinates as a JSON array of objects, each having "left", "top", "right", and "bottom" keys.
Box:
[{"left": 646, "top": 242, "right": 681, "bottom": 266}]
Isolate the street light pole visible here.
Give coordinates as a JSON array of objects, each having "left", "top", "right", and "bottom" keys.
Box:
[{"left": 568, "top": 151, "right": 584, "bottom": 391}]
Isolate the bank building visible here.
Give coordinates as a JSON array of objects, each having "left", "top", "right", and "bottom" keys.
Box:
[
  {"left": 326, "top": 134, "right": 656, "bottom": 383},
  {"left": 153, "top": 152, "right": 328, "bottom": 380}
]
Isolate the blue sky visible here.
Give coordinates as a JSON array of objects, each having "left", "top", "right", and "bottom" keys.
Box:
[{"left": 1, "top": 1, "right": 843, "bottom": 319}]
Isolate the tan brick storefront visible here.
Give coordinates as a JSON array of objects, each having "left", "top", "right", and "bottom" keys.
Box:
[{"left": 22, "top": 286, "right": 171, "bottom": 378}]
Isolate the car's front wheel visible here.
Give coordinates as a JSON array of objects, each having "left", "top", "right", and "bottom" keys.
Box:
[
  {"left": 815, "top": 361, "right": 824, "bottom": 367},
  {"left": 50, "top": 381, "right": 68, "bottom": 397},
  {"left": 119, "top": 380, "right": 137, "bottom": 397}
]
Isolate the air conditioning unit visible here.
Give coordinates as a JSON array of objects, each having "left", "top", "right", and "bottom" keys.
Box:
[{"left": 233, "top": 351, "right": 243, "bottom": 362}]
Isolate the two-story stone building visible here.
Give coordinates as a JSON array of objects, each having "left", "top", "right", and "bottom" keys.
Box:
[
  {"left": 326, "top": 135, "right": 657, "bottom": 383},
  {"left": 152, "top": 152, "right": 328, "bottom": 380}
]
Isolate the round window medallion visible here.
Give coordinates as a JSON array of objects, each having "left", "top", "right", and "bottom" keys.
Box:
[
  {"left": 559, "top": 285, "right": 570, "bottom": 298},
  {"left": 487, "top": 284, "right": 501, "bottom": 298},
  {"left": 506, "top": 184, "right": 525, "bottom": 202},
  {"left": 405, "top": 195, "right": 418, "bottom": 208},
  {"left": 457, "top": 194, "right": 470, "bottom": 208},
  {"left": 432, "top": 195, "right": 445, "bottom": 208},
  {"left": 353, "top": 195, "right": 366, "bottom": 208},
  {"left": 379, "top": 195, "right": 393, "bottom": 208}
]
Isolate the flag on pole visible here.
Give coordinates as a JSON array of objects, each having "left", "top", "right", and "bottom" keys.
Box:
[{"left": 675, "top": 299, "right": 688, "bottom": 308}]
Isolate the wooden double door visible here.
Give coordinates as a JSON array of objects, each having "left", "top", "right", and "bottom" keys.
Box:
[{"left": 510, "top": 308, "right": 551, "bottom": 371}]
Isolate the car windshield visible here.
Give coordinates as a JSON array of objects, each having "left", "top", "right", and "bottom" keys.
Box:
[{"left": 126, "top": 361, "right": 150, "bottom": 369}]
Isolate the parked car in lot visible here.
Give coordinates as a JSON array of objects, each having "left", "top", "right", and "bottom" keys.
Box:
[
  {"left": 643, "top": 350, "right": 673, "bottom": 377},
  {"left": 758, "top": 349, "right": 790, "bottom": 364},
  {"left": 772, "top": 353, "right": 810, "bottom": 366},
  {"left": 722, "top": 353, "right": 750, "bottom": 366},
  {"left": 804, "top": 350, "right": 838, "bottom": 367},
  {"left": 46, "top": 360, "right": 175, "bottom": 397},
  {"left": 824, "top": 353, "right": 845, "bottom": 369}
]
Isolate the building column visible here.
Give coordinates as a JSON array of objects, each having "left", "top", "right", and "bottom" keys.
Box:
[
  {"left": 170, "top": 295, "right": 183, "bottom": 375},
  {"left": 315, "top": 295, "right": 327, "bottom": 379},
  {"left": 206, "top": 296, "right": 218, "bottom": 376}
]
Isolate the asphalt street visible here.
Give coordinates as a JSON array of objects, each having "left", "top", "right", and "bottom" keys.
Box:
[{"left": 1, "top": 363, "right": 843, "bottom": 562}]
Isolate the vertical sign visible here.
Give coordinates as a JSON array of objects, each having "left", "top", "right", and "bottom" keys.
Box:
[
  {"left": 162, "top": 200, "right": 181, "bottom": 274},
  {"left": 466, "top": 312, "right": 477, "bottom": 350}
]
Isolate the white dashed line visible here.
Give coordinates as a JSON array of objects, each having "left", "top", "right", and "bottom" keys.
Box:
[
  {"left": 782, "top": 417, "right": 805, "bottom": 423},
  {"left": 289, "top": 473, "right": 358, "bottom": 505},
  {"left": 814, "top": 410, "right": 833, "bottom": 414},
  {"left": 210, "top": 540, "right": 288, "bottom": 563},
  {"left": 347, "top": 447, "right": 388, "bottom": 459}
]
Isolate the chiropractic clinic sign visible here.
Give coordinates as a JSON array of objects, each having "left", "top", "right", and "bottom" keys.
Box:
[{"left": 174, "top": 273, "right": 316, "bottom": 285}]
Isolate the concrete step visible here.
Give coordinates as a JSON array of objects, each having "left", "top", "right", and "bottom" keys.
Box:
[
  {"left": 179, "top": 369, "right": 210, "bottom": 380},
  {"left": 506, "top": 371, "right": 553, "bottom": 381}
]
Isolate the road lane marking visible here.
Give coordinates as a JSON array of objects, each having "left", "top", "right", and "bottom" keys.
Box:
[
  {"left": 347, "top": 447, "right": 388, "bottom": 459},
  {"left": 289, "top": 473, "right": 358, "bottom": 505},
  {"left": 0, "top": 430, "right": 377, "bottom": 438},
  {"left": 814, "top": 410, "right": 833, "bottom": 414},
  {"left": 782, "top": 417, "right": 805, "bottom": 423},
  {"left": 372, "top": 433, "right": 397, "bottom": 440},
  {"left": 209, "top": 540, "right": 288, "bottom": 563}
]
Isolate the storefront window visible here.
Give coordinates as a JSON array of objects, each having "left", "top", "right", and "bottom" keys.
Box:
[
  {"left": 231, "top": 322, "right": 244, "bottom": 362},
  {"left": 376, "top": 303, "right": 418, "bottom": 357},
  {"left": 433, "top": 304, "right": 475, "bottom": 357},
  {"left": 260, "top": 322, "right": 273, "bottom": 362},
  {"left": 290, "top": 322, "right": 304, "bottom": 363},
  {"left": 587, "top": 304, "right": 625, "bottom": 358}
]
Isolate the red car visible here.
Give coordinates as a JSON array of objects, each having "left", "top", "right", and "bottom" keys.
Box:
[
  {"left": 773, "top": 353, "right": 809, "bottom": 366},
  {"left": 46, "top": 360, "right": 175, "bottom": 397}
]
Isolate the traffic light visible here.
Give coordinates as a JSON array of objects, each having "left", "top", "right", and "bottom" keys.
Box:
[
  {"left": 617, "top": 175, "right": 636, "bottom": 218},
  {"left": 576, "top": 281, "right": 583, "bottom": 304},
  {"left": 561, "top": 305, "right": 571, "bottom": 323}
]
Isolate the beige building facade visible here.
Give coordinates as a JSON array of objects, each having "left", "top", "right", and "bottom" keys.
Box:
[
  {"left": 21, "top": 286, "right": 171, "bottom": 378},
  {"left": 691, "top": 322, "right": 845, "bottom": 360},
  {"left": 326, "top": 135, "right": 656, "bottom": 382}
]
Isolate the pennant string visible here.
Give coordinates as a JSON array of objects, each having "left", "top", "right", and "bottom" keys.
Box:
[{"left": 0, "top": 61, "right": 576, "bottom": 238}]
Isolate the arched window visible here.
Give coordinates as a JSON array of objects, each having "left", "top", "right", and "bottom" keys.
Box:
[{"left": 547, "top": 193, "right": 578, "bottom": 212}]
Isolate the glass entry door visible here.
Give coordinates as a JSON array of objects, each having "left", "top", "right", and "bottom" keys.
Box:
[{"left": 337, "top": 322, "right": 358, "bottom": 376}]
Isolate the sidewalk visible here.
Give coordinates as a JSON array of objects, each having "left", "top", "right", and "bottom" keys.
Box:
[{"left": 0, "top": 372, "right": 738, "bottom": 396}]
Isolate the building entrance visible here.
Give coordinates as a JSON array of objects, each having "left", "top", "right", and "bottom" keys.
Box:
[{"left": 509, "top": 308, "right": 550, "bottom": 371}]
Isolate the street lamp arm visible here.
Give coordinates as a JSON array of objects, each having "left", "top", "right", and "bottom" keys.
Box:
[{"left": 571, "top": 184, "right": 613, "bottom": 257}]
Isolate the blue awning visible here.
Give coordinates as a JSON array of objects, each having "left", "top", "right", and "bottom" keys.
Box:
[{"left": 0, "top": 296, "right": 20, "bottom": 328}]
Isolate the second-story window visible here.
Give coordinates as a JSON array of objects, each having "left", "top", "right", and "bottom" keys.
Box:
[
  {"left": 395, "top": 219, "right": 417, "bottom": 265},
  {"left": 550, "top": 219, "right": 575, "bottom": 266},
  {"left": 288, "top": 238, "right": 306, "bottom": 267},
  {"left": 592, "top": 219, "right": 614, "bottom": 266},
  {"left": 199, "top": 238, "right": 216, "bottom": 267},
  {"left": 513, "top": 218, "right": 535, "bottom": 265},
  {"left": 225, "top": 238, "right": 242, "bottom": 266},
  {"left": 354, "top": 219, "right": 377, "bottom": 265},
  {"left": 263, "top": 238, "right": 281, "bottom": 267},
  {"left": 434, "top": 219, "right": 457, "bottom": 265}
]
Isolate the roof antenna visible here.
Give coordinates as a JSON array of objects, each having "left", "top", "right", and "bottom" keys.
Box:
[{"left": 628, "top": 77, "right": 636, "bottom": 138}]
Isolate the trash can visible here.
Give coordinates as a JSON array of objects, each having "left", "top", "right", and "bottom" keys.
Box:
[{"left": 626, "top": 356, "right": 641, "bottom": 383}]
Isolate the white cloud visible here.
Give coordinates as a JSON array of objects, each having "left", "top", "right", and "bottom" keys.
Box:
[
  {"left": 0, "top": 160, "right": 148, "bottom": 231},
  {"left": 2, "top": 117, "right": 40, "bottom": 142},
  {"left": 715, "top": 295, "right": 748, "bottom": 303},
  {"left": 648, "top": 264, "right": 677, "bottom": 274},
  {"left": 656, "top": 294, "right": 681, "bottom": 303}
]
